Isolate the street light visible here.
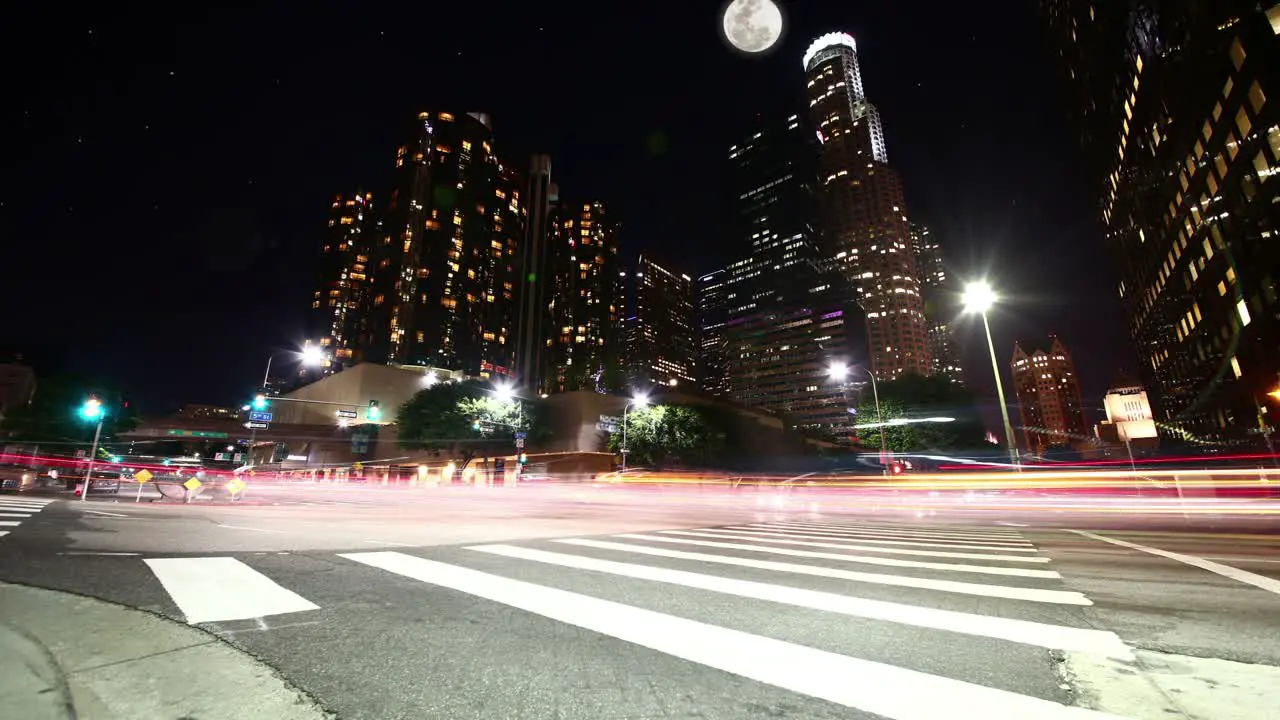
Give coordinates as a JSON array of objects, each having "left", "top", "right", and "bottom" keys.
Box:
[
  {"left": 620, "top": 394, "right": 650, "bottom": 472},
  {"left": 78, "top": 397, "right": 106, "bottom": 503},
  {"left": 827, "top": 362, "right": 887, "bottom": 475},
  {"left": 962, "top": 280, "right": 1019, "bottom": 467},
  {"left": 260, "top": 346, "right": 326, "bottom": 390}
]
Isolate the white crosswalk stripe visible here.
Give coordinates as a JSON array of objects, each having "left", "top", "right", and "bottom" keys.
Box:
[
  {"left": 143, "top": 557, "right": 320, "bottom": 624},
  {"left": 735, "top": 523, "right": 1042, "bottom": 552},
  {"left": 656, "top": 528, "right": 1053, "bottom": 562},
  {"left": 0, "top": 497, "right": 56, "bottom": 539},
  {"left": 750, "top": 521, "right": 1037, "bottom": 545}
]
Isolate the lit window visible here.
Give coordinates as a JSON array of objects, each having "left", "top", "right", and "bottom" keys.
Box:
[
  {"left": 1229, "top": 38, "right": 1245, "bottom": 70},
  {"left": 1248, "top": 82, "right": 1267, "bottom": 113},
  {"left": 1236, "top": 107, "right": 1253, "bottom": 137},
  {"left": 1237, "top": 298, "right": 1252, "bottom": 326}
]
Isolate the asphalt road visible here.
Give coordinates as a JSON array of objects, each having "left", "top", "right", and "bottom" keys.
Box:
[{"left": 2, "top": 484, "right": 1279, "bottom": 719}]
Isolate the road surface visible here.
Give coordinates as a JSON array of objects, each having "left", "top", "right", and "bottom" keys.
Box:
[{"left": 2, "top": 483, "right": 1278, "bottom": 719}]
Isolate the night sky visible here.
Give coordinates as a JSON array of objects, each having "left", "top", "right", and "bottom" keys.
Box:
[{"left": 2, "top": 1, "right": 1133, "bottom": 418}]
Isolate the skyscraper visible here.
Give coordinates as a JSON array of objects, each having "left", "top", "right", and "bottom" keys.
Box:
[
  {"left": 696, "top": 269, "right": 731, "bottom": 397},
  {"left": 804, "top": 32, "right": 932, "bottom": 380},
  {"left": 308, "top": 191, "right": 378, "bottom": 375},
  {"left": 545, "top": 201, "right": 624, "bottom": 393},
  {"left": 625, "top": 255, "right": 696, "bottom": 388},
  {"left": 1011, "top": 336, "right": 1087, "bottom": 454},
  {"left": 366, "top": 111, "right": 522, "bottom": 380},
  {"left": 1043, "top": 1, "right": 1280, "bottom": 441},
  {"left": 514, "top": 155, "right": 555, "bottom": 392},
  {"left": 911, "top": 221, "right": 964, "bottom": 385},
  {"left": 714, "top": 113, "right": 866, "bottom": 429}
]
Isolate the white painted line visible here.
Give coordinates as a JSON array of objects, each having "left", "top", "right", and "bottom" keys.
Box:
[
  {"left": 0, "top": 531, "right": 8, "bottom": 537},
  {"left": 998, "top": 522, "right": 1031, "bottom": 527},
  {"left": 559, "top": 538, "right": 1090, "bottom": 605},
  {"left": 1071, "top": 530, "right": 1280, "bottom": 596},
  {"left": 363, "top": 539, "right": 415, "bottom": 547},
  {"left": 774, "top": 519, "right": 1028, "bottom": 539},
  {"left": 341, "top": 551, "right": 1119, "bottom": 719},
  {"left": 0, "top": 521, "right": 21, "bottom": 526},
  {"left": 59, "top": 551, "right": 142, "bottom": 556},
  {"left": 758, "top": 522, "right": 1033, "bottom": 545},
  {"left": 470, "top": 543, "right": 1130, "bottom": 658},
  {"left": 0, "top": 512, "right": 32, "bottom": 518},
  {"left": 143, "top": 557, "right": 320, "bottom": 624},
  {"left": 743, "top": 524, "right": 1038, "bottom": 551},
  {"left": 659, "top": 529, "right": 1051, "bottom": 563},
  {"left": 0, "top": 503, "right": 50, "bottom": 511},
  {"left": 83, "top": 509, "right": 131, "bottom": 517},
  {"left": 217, "top": 524, "right": 287, "bottom": 534},
  {"left": 623, "top": 533, "right": 1059, "bottom": 579},
  {"left": 1202, "top": 556, "right": 1280, "bottom": 564}
]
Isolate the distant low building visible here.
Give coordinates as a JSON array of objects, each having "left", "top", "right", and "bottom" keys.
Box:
[
  {"left": 1096, "top": 380, "right": 1159, "bottom": 450},
  {"left": 175, "top": 404, "right": 241, "bottom": 421}
]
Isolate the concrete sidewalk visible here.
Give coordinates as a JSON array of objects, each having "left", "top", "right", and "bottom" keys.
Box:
[{"left": 0, "top": 583, "right": 330, "bottom": 720}]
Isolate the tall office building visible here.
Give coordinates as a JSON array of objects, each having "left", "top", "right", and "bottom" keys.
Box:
[
  {"left": 1044, "top": 2, "right": 1280, "bottom": 441},
  {"left": 366, "top": 111, "right": 522, "bottom": 380},
  {"left": 1011, "top": 336, "right": 1088, "bottom": 454},
  {"left": 514, "top": 155, "right": 556, "bottom": 391},
  {"left": 714, "top": 113, "right": 866, "bottom": 429},
  {"left": 307, "top": 191, "right": 378, "bottom": 375},
  {"left": 911, "top": 221, "right": 964, "bottom": 385},
  {"left": 804, "top": 33, "right": 931, "bottom": 381},
  {"left": 696, "top": 269, "right": 731, "bottom": 397},
  {"left": 625, "top": 255, "right": 697, "bottom": 388},
  {"left": 545, "top": 201, "right": 624, "bottom": 393}
]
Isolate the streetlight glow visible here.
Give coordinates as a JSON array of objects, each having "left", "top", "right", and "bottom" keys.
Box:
[
  {"left": 300, "top": 345, "right": 326, "bottom": 366},
  {"left": 826, "top": 362, "right": 850, "bottom": 382},
  {"left": 962, "top": 281, "right": 997, "bottom": 314},
  {"left": 493, "top": 383, "right": 516, "bottom": 403},
  {"left": 631, "top": 394, "right": 650, "bottom": 408}
]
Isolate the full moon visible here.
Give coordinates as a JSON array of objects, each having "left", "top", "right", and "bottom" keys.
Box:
[{"left": 722, "top": 0, "right": 783, "bottom": 54}]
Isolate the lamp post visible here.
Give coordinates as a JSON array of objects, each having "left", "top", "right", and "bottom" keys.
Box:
[
  {"left": 248, "top": 347, "right": 325, "bottom": 465},
  {"left": 828, "top": 362, "right": 887, "bottom": 475},
  {"left": 620, "top": 394, "right": 650, "bottom": 472},
  {"left": 962, "top": 281, "right": 1019, "bottom": 468},
  {"left": 78, "top": 397, "right": 106, "bottom": 502}
]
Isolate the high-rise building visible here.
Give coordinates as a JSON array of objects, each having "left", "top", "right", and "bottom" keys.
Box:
[
  {"left": 1011, "top": 335, "right": 1088, "bottom": 454},
  {"left": 307, "top": 191, "right": 378, "bottom": 375},
  {"left": 366, "top": 111, "right": 522, "bottom": 381},
  {"left": 545, "top": 201, "right": 624, "bottom": 393},
  {"left": 1043, "top": 1, "right": 1280, "bottom": 441},
  {"left": 515, "top": 154, "right": 555, "bottom": 392},
  {"left": 625, "top": 255, "right": 696, "bottom": 388},
  {"left": 713, "top": 113, "right": 866, "bottom": 429},
  {"left": 804, "top": 32, "right": 932, "bottom": 380},
  {"left": 910, "top": 221, "right": 964, "bottom": 385},
  {"left": 696, "top": 269, "right": 731, "bottom": 397}
]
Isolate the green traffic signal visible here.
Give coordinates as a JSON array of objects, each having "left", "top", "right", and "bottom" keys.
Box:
[
  {"left": 252, "top": 394, "right": 268, "bottom": 411},
  {"left": 367, "top": 400, "right": 382, "bottom": 421},
  {"left": 471, "top": 420, "right": 482, "bottom": 431},
  {"left": 79, "top": 397, "right": 105, "bottom": 421}
]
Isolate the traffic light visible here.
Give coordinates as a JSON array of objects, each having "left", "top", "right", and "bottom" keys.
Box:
[
  {"left": 367, "top": 400, "right": 382, "bottom": 421},
  {"left": 518, "top": 453, "right": 527, "bottom": 466},
  {"left": 252, "top": 394, "right": 268, "bottom": 411},
  {"left": 471, "top": 420, "right": 482, "bottom": 431},
  {"left": 79, "top": 397, "right": 105, "bottom": 421}
]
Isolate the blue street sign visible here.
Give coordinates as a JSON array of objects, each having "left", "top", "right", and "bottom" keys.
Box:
[
  {"left": 515, "top": 431, "right": 527, "bottom": 440},
  {"left": 249, "top": 411, "right": 273, "bottom": 423}
]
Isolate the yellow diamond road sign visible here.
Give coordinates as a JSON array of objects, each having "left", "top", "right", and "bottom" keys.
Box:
[
  {"left": 134, "top": 469, "right": 153, "bottom": 483},
  {"left": 226, "top": 478, "right": 245, "bottom": 495},
  {"left": 183, "top": 477, "right": 203, "bottom": 492}
]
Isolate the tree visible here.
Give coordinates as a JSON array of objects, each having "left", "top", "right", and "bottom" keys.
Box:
[
  {"left": 607, "top": 404, "right": 727, "bottom": 467},
  {"left": 853, "top": 373, "right": 986, "bottom": 453},
  {"left": 396, "top": 380, "right": 540, "bottom": 463},
  {"left": 0, "top": 374, "right": 137, "bottom": 453}
]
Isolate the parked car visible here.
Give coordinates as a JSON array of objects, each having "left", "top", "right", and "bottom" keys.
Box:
[{"left": 0, "top": 464, "right": 37, "bottom": 492}]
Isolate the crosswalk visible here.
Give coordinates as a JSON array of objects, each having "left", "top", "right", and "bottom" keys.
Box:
[
  {"left": 124, "top": 519, "right": 1132, "bottom": 719},
  {"left": 0, "top": 495, "right": 56, "bottom": 538}
]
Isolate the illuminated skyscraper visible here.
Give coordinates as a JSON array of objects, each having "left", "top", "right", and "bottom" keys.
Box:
[
  {"left": 911, "top": 221, "right": 964, "bottom": 385},
  {"left": 625, "top": 255, "right": 696, "bottom": 388},
  {"left": 696, "top": 269, "right": 731, "bottom": 397},
  {"left": 366, "top": 111, "right": 522, "bottom": 380},
  {"left": 804, "top": 32, "right": 931, "bottom": 380},
  {"left": 1043, "top": 1, "right": 1280, "bottom": 441},
  {"left": 545, "top": 201, "right": 624, "bottom": 392},
  {"left": 308, "top": 191, "right": 378, "bottom": 375},
  {"left": 1011, "top": 336, "right": 1087, "bottom": 454}
]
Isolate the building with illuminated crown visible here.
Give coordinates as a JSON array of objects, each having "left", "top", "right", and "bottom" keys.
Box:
[
  {"left": 1043, "top": 1, "right": 1280, "bottom": 442},
  {"left": 365, "top": 111, "right": 522, "bottom": 381},
  {"left": 803, "top": 32, "right": 932, "bottom": 381},
  {"left": 1011, "top": 335, "right": 1088, "bottom": 453},
  {"left": 307, "top": 191, "right": 379, "bottom": 375}
]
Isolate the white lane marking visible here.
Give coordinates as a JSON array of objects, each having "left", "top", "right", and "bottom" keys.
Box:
[
  {"left": 742, "top": 524, "right": 1038, "bottom": 551},
  {"left": 0, "top": 512, "right": 33, "bottom": 518},
  {"left": 341, "top": 551, "right": 1119, "bottom": 719},
  {"left": 757, "top": 522, "right": 1033, "bottom": 546},
  {"left": 363, "top": 539, "right": 415, "bottom": 547},
  {"left": 0, "top": 531, "right": 8, "bottom": 537},
  {"left": 470, "top": 543, "right": 1130, "bottom": 658},
  {"left": 559, "top": 539, "right": 1090, "bottom": 605},
  {"left": 0, "top": 503, "right": 51, "bottom": 511},
  {"left": 667, "top": 529, "right": 1051, "bottom": 563},
  {"left": 621, "top": 533, "right": 1059, "bottom": 579},
  {"left": 1202, "top": 556, "right": 1280, "bottom": 564},
  {"left": 58, "top": 551, "right": 142, "bottom": 556},
  {"left": 0, "top": 521, "right": 21, "bottom": 526},
  {"left": 143, "top": 557, "right": 320, "bottom": 624},
  {"left": 768, "top": 520, "right": 1029, "bottom": 538},
  {"left": 1071, "top": 530, "right": 1280, "bottom": 596},
  {"left": 216, "top": 524, "right": 287, "bottom": 534},
  {"left": 83, "top": 509, "right": 131, "bottom": 517},
  {"left": 998, "top": 522, "right": 1031, "bottom": 527}
]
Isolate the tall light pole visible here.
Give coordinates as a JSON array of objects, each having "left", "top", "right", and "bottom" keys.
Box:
[
  {"left": 828, "top": 362, "right": 887, "bottom": 475},
  {"left": 962, "top": 281, "right": 1019, "bottom": 467},
  {"left": 620, "top": 394, "right": 650, "bottom": 472},
  {"left": 78, "top": 397, "right": 106, "bottom": 502},
  {"left": 248, "top": 347, "right": 325, "bottom": 465}
]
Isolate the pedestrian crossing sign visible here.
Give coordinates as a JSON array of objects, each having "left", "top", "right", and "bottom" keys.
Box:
[
  {"left": 183, "top": 477, "right": 202, "bottom": 492},
  {"left": 226, "top": 478, "right": 246, "bottom": 495}
]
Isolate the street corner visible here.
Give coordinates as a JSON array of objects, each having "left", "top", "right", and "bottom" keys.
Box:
[{"left": 0, "top": 582, "right": 332, "bottom": 720}]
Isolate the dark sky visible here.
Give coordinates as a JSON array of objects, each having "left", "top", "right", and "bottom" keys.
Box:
[{"left": 2, "top": 1, "right": 1133, "bottom": 417}]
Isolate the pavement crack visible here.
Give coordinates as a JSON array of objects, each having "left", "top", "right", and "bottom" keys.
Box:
[{"left": 65, "top": 639, "right": 219, "bottom": 675}]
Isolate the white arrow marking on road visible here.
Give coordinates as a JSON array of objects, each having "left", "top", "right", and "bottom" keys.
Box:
[
  {"left": 1071, "top": 530, "right": 1280, "bottom": 596},
  {"left": 340, "top": 551, "right": 1125, "bottom": 720},
  {"left": 468, "top": 543, "right": 1131, "bottom": 658},
  {"left": 144, "top": 557, "right": 320, "bottom": 624}
]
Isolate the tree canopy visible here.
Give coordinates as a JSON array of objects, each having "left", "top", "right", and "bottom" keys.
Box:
[
  {"left": 606, "top": 404, "right": 727, "bottom": 468},
  {"left": 852, "top": 372, "right": 986, "bottom": 453},
  {"left": 396, "top": 380, "right": 541, "bottom": 455}
]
